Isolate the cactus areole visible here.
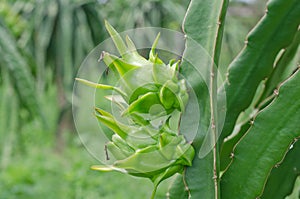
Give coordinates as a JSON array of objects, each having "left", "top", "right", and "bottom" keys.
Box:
[{"left": 76, "top": 21, "right": 195, "bottom": 197}]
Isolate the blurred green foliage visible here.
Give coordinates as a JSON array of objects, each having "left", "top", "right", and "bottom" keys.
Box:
[{"left": 0, "top": 0, "right": 187, "bottom": 198}]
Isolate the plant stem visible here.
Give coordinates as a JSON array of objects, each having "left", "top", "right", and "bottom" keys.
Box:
[
  {"left": 183, "top": 168, "right": 191, "bottom": 199},
  {"left": 209, "top": 1, "right": 229, "bottom": 198},
  {"left": 210, "top": 68, "right": 219, "bottom": 199},
  {"left": 150, "top": 184, "right": 158, "bottom": 199}
]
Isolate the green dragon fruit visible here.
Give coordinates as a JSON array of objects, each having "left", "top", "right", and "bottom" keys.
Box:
[{"left": 76, "top": 21, "right": 194, "bottom": 198}]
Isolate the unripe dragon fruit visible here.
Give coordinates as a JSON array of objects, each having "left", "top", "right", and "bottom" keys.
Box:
[{"left": 76, "top": 21, "right": 195, "bottom": 197}]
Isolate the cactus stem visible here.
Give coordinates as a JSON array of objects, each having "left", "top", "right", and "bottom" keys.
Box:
[
  {"left": 183, "top": 167, "right": 191, "bottom": 198},
  {"left": 150, "top": 184, "right": 158, "bottom": 199}
]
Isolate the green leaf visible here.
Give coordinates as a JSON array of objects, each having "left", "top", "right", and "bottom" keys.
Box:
[
  {"left": 0, "top": 72, "right": 19, "bottom": 169},
  {"left": 102, "top": 52, "right": 139, "bottom": 76},
  {"left": 152, "top": 63, "right": 174, "bottom": 85},
  {"left": 221, "top": 70, "right": 300, "bottom": 199},
  {"left": 126, "top": 92, "right": 161, "bottom": 114},
  {"left": 76, "top": 78, "right": 118, "bottom": 90},
  {"left": 220, "top": 0, "right": 300, "bottom": 140},
  {"left": 94, "top": 108, "right": 129, "bottom": 140},
  {"left": 113, "top": 137, "right": 191, "bottom": 173},
  {"left": 0, "top": 24, "right": 46, "bottom": 127},
  {"left": 105, "top": 20, "right": 127, "bottom": 56},
  {"left": 128, "top": 83, "right": 159, "bottom": 104},
  {"left": 95, "top": 108, "right": 159, "bottom": 148},
  {"left": 33, "top": 0, "right": 57, "bottom": 92},
  {"left": 106, "top": 142, "right": 130, "bottom": 160},
  {"left": 105, "top": 21, "right": 150, "bottom": 66},
  {"left": 75, "top": 77, "right": 127, "bottom": 97},
  {"left": 159, "top": 81, "right": 178, "bottom": 110},
  {"left": 81, "top": 3, "right": 105, "bottom": 44},
  {"left": 111, "top": 134, "right": 135, "bottom": 156},
  {"left": 149, "top": 33, "right": 164, "bottom": 64},
  {"left": 56, "top": 0, "right": 75, "bottom": 90},
  {"left": 261, "top": 140, "right": 300, "bottom": 199}
]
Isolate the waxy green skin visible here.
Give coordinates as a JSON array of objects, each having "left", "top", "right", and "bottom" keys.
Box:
[{"left": 77, "top": 21, "right": 195, "bottom": 190}]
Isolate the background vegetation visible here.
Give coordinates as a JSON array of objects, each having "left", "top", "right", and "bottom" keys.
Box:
[{"left": 1, "top": 0, "right": 298, "bottom": 198}]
